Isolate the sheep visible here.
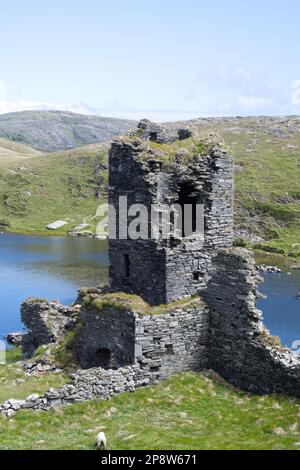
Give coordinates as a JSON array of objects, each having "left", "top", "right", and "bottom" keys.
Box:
[{"left": 95, "top": 431, "right": 107, "bottom": 450}]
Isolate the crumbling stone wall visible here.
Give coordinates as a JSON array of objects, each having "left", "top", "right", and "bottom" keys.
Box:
[
  {"left": 74, "top": 297, "right": 209, "bottom": 378},
  {"left": 204, "top": 248, "right": 300, "bottom": 396},
  {"left": 109, "top": 121, "right": 234, "bottom": 306},
  {"left": 0, "top": 365, "right": 151, "bottom": 417},
  {"left": 74, "top": 304, "right": 136, "bottom": 369},
  {"left": 21, "top": 298, "right": 78, "bottom": 358},
  {"left": 134, "top": 300, "right": 209, "bottom": 379},
  {"left": 4, "top": 248, "right": 300, "bottom": 416}
]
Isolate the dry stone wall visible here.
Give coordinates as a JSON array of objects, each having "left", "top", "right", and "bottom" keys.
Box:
[
  {"left": 74, "top": 297, "right": 209, "bottom": 379},
  {"left": 3, "top": 249, "right": 300, "bottom": 416},
  {"left": 134, "top": 301, "right": 209, "bottom": 379},
  {"left": 204, "top": 248, "right": 300, "bottom": 396}
]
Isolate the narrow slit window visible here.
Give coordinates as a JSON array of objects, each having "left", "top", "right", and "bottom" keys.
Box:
[{"left": 123, "top": 254, "right": 130, "bottom": 278}]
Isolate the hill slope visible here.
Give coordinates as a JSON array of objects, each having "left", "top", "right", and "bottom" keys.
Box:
[
  {"left": 0, "top": 141, "right": 108, "bottom": 234},
  {"left": 0, "top": 110, "right": 136, "bottom": 152},
  {"left": 0, "top": 115, "right": 299, "bottom": 258},
  {"left": 0, "top": 138, "right": 42, "bottom": 161},
  {"left": 184, "top": 116, "right": 300, "bottom": 256},
  {"left": 0, "top": 354, "right": 300, "bottom": 450}
]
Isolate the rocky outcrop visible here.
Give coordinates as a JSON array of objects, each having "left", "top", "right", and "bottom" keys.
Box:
[
  {"left": 0, "top": 110, "right": 135, "bottom": 152},
  {"left": 6, "top": 332, "right": 23, "bottom": 346}
]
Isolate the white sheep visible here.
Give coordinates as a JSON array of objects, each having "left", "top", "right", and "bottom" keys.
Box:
[{"left": 95, "top": 431, "right": 107, "bottom": 450}]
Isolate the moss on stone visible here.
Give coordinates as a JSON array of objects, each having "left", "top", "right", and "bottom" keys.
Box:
[
  {"left": 53, "top": 324, "right": 83, "bottom": 370},
  {"left": 83, "top": 291, "right": 203, "bottom": 317},
  {"left": 259, "top": 327, "right": 284, "bottom": 349},
  {"left": 137, "top": 137, "right": 215, "bottom": 166}
]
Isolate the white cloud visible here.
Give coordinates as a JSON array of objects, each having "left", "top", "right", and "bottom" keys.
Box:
[
  {"left": 0, "top": 99, "right": 98, "bottom": 116},
  {"left": 0, "top": 98, "right": 204, "bottom": 122},
  {"left": 238, "top": 95, "right": 272, "bottom": 110},
  {"left": 292, "top": 80, "right": 300, "bottom": 105}
]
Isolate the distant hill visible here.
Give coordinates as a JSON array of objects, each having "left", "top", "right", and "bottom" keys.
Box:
[
  {"left": 0, "top": 110, "right": 136, "bottom": 152},
  {"left": 0, "top": 114, "right": 299, "bottom": 261}
]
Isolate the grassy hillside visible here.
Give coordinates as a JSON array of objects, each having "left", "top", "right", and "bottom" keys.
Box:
[
  {"left": 0, "top": 138, "right": 42, "bottom": 163},
  {"left": 0, "top": 115, "right": 299, "bottom": 258},
  {"left": 0, "top": 110, "right": 135, "bottom": 152},
  {"left": 0, "top": 353, "right": 300, "bottom": 450},
  {"left": 0, "top": 141, "right": 108, "bottom": 235},
  {"left": 178, "top": 117, "right": 300, "bottom": 258}
]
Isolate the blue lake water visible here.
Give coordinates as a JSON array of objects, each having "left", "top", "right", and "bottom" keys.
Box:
[
  {"left": 0, "top": 233, "right": 108, "bottom": 340},
  {"left": 258, "top": 271, "right": 300, "bottom": 351},
  {"left": 0, "top": 233, "right": 299, "bottom": 351}
]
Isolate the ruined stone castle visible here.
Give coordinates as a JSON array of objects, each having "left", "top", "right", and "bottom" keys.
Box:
[{"left": 2, "top": 120, "right": 300, "bottom": 416}]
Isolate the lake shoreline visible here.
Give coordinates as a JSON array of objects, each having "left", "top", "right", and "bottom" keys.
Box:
[
  {"left": 0, "top": 233, "right": 108, "bottom": 341},
  {"left": 2, "top": 229, "right": 299, "bottom": 271}
]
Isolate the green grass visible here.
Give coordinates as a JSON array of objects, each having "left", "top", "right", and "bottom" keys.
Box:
[
  {"left": 0, "top": 371, "right": 300, "bottom": 450},
  {"left": 0, "top": 118, "right": 299, "bottom": 257},
  {"left": 0, "top": 349, "right": 67, "bottom": 403},
  {"left": 0, "top": 142, "right": 108, "bottom": 235},
  {"left": 188, "top": 118, "right": 300, "bottom": 257},
  {"left": 83, "top": 291, "right": 202, "bottom": 316}
]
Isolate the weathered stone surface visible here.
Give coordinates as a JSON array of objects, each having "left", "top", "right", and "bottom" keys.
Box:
[
  {"left": 74, "top": 296, "right": 209, "bottom": 377},
  {"left": 3, "top": 122, "right": 300, "bottom": 416},
  {"left": 74, "top": 305, "right": 136, "bottom": 369},
  {"left": 6, "top": 331, "right": 23, "bottom": 346},
  {"left": 204, "top": 248, "right": 300, "bottom": 396},
  {"left": 21, "top": 298, "right": 79, "bottom": 358},
  {"left": 108, "top": 122, "right": 234, "bottom": 305}
]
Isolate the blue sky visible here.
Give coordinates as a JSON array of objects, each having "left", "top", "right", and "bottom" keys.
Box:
[{"left": 0, "top": 0, "right": 300, "bottom": 120}]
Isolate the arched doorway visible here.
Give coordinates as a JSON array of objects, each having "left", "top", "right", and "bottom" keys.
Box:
[{"left": 93, "top": 348, "right": 117, "bottom": 369}]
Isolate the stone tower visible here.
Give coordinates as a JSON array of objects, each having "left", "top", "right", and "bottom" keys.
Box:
[{"left": 108, "top": 120, "right": 234, "bottom": 306}]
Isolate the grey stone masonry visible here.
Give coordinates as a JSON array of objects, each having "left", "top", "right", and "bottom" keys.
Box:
[
  {"left": 134, "top": 301, "right": 209, "bottom": 379},
  {"left": 74, "top": 295, "right": 209, "bottom": 378},
  {"left": 3, "top": 249, "right": 300, "bottom": 417},
  {"left": 109, "top": 120, "right": 234, "bottom": 306},
  {"left": 74, "top": 304, "right": 136, "bottom": 369},
  {"left": 204, "top": 248, "right": 300, "bottom": 396},
  {"left": 21, "top": 298, "right": 79, "bottom": 358},
  {"left": 0, "top": 365, "right": 151, "bottom": 417}
]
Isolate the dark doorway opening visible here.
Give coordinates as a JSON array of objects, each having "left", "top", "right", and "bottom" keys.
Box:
[
  {"left": 177, "top": 182, "right": 199, "bottom": 237},
  {"left": 93, "top": 348, "right": 117, "bottom": 369}
]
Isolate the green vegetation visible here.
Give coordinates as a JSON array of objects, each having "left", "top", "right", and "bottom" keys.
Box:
[
  {"left": 143, "top": 136, "right": 213, "bottom": 165},
  {"left": 52, "top": 326, "right": 82, "bottom": 370},
  {"left": 0, "top": 142, "right": 108, "bottom": 235},
  {"left": 0, "top": 350, "right": 67, "bottom": 403},
  {"left": 0, "top": 371, "right": 300, "bottom": 450},
  {"left": 188, "top": 118, "right": 300, "bottom": 258},
  {"left": 5, "top": 347, "right": 22, "bottom": 364},
  {"left": 83, "top": 291, "right": 201, "bottom": 316},
  {"left": 0, "top": 116, "right": 299, "bottom": 258}
]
